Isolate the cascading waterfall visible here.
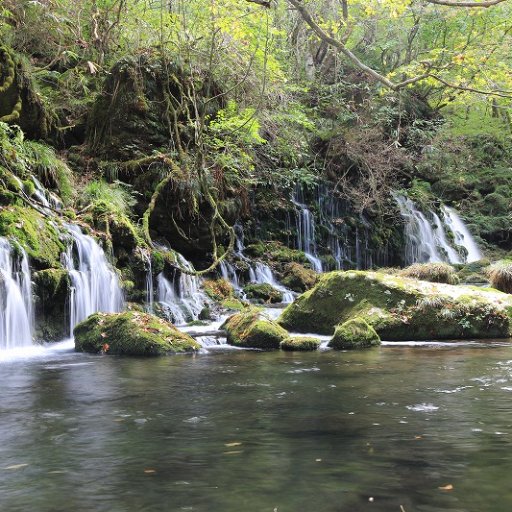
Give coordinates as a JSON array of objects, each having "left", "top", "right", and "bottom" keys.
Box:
[
  {"left": 157, "top": 253, "right": 209, "bottom": 325},
  {"left": 442, "top": 206, "right": 482, "bottom": 263},
  {"left": 139, "top": 249, "right": 154, "bottom": 313},
  {"left": 62, "top": 225, "right": 124, "bottom": 335},
  {"left": 0, "top": 238, "right": 33, "bottom": 349},
  {"left": 292, "top": 187, "right": 323, "bottom": 272},
  {"left": 249, "top": 262, "right": 295, "bottom": 303},
  {"left": 395, "top": 194, "right": 482, "bottom": 265}
]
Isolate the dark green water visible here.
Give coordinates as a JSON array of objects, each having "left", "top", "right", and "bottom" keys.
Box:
[{"left": 2, "top": 342, "right": 512, "bottom": 512}]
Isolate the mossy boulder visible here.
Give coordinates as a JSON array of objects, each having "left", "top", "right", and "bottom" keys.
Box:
[
  {"left": 329, "top": 318, "right": 380, "bottom": 350},
  {"left": 280, "top": 336, "right": 321, "bottom": 351},
  {"left": 243, "top": 283, "right": 283, "bottom": 304},
  {"left": 222, "top": 307, "right": 289, "bottom": 349},
  {"left": 0, "top": 205, "right": 64, "bottom": 269},
  {"left": 280, "top": 262, "right": 318, "bottom": 293},
  {"left": 278, "top": 270, "right": 512, "bottom": 340},
  {"left": 74, "top": 311, "right": 200, "bottom": 356},
  {"left": 203, "top": 278, "right": 234, "bottom": 301}
]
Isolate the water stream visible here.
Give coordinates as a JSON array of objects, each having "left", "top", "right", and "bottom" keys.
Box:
[
  {"left": 61, "top": 225, "right": 124, "bottom": 334},
  {"left": 0, "top": 237, "right": 33, "bottom": 349},
  {"left": 2, "top": 343, "right": 512, "bottom": 511}
]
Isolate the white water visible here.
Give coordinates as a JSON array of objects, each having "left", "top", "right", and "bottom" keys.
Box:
[
  {"left": 292, "top": 189, "right": 323, "bottom": 272},
  {"left": 140, "top": 248, "right": 154, "bottom": 313},
  {"left": 157, "top": 254, "right": 209, "bottom": 325},
  {"left": 0, "top": 238, "right": 33, "bottom": 350},
  {"left": 442, "top": 206, "right": 483, "bottom": 263},
  {"left": 395, "top": 194, "right": 481, "bottom": 265},
  {"left": 249, "top": 262, "right": 295, "bottom": 303},
  {"left": 62, "top": 225, "right": 124, "bottom": 335},
  {"left": 31, "top": 176, "right": 62, "bottom": 211}
]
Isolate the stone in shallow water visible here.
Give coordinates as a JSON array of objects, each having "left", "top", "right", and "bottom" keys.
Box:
[
  {"left": 280, "top": 336, "right": 321, "bottom": 351},
  {"left": 74, "top": 311, "right": 200, "bottom": 356},
  {"left": 329, "top": 318, "right": 380, "bottom": 350}
]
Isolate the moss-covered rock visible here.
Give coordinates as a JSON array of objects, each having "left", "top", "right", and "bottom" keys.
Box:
[
  {"left": 329, "top": 318, "right": 380, "bottom": 350},
  {"left": 278, "top": 270, "right": 512, "bottom": 340},
  {"left": 243, "top": 283, "right": 283, "bottom": 304},
  {"left": 221, "top": 297, "right": 245, "bottom": 311},
  {"left": 280, "top": 336, "right": 321, "bottom": 351},
  {"left": 33, "top": 269, "right": 70, "bottom": 341},
  {"left": 74, "top": 311, "right": 200, "bottom": 356},
  {"left": 203, "top": 278, "right": 234, "bottom": 301},
  {"left": 280, "top": 262, "right": 318, "bottom": 293},
  {"left": 222, "top": 307, "right": 289, "bottom": 349},
  {"left": 0, "top": 205, "right": 64, "bottom": 269}
]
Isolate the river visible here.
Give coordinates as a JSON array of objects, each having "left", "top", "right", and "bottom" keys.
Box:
[{"left": 1, "top": 341, "right": 512, "bottom": 511}]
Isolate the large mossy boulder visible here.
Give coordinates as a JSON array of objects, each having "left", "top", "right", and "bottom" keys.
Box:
[
  {"left": 278, "top": 271, "right": 512, "bottom": 340},
  {"left": 329, "top": 318, "right": 380, "bottom": 350},
  {"left": 222, "top": 307, "right": 289, "bottom": 349},
  {"left": 74, "top": 311, "right": 200, "bottom": 356}
]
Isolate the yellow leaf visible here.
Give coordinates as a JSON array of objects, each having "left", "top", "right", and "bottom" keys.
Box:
[
  {"left": 439, "top": 484, "right": 454, "bottom": 491},
  {"left": 225, "top": 442, "right": 242, "bottom": 447}
]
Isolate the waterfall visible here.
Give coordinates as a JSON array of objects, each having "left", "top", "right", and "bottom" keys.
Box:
[
  {"left": 139, "top": 249, "right": 154, "bottom": 312},
  {"left": 249, "top": 262, "right": 295, "bottom": 303},
  {"left": 395, "top": 194, "right": 481, "bottom": 265},
  {"left": 0, "top": 238, "right": 33, "bottom": 349},
  {"left": 442, "top": 206, "right": 482, "bottom": 263},
  {"left": 156, "top": 254, "right": 209, "bottom": 325},
  {"left": 31, "top": 176, "right": 62, "bottom": 211},
  {"left": 232, "top": 224, "right": 295, "bottom": 303},
  {"left": 219, "top": 260, "right": 240, "bottom": 290},
  {"left": 292, "top": 188, "right": 323, "bottom": 272},
  {"left": 62, "top": 225, "right": 124, "bottom": 335}
]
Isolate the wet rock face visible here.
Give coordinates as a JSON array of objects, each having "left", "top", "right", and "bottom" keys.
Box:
[
  {"left": 279, "top": 270, "right": 512, "bottom": 340},
  {"left": 74, "top": 311, "right": 200, "bottom": 356}
]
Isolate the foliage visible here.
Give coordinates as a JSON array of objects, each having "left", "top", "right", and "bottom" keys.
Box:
[
  {"left": 487, "top": 260, "right": 512, "bottom": 294},
  {"left": 400, "top": 262, "right": 458, "bottom": 284}
]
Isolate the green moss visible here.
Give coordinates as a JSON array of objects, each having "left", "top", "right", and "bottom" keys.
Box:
[
  {"left": 279, "top": 270, "right": 512, "bottom": 340},
  {"left": 221, "top": 298, "right": 245, "bottom": 311},
  {"left": 243, "top": 283, "right": 283, "bottom": 303},
  {"left": 0, "top": 205, "right": 64, "bottom": 268},
  {"left": 280, "top": 262, "right": 318, "bottom": 292},
  {"left": 203, "top": 278, "right": 234, "bottom": 301},
  {"left": 222, "top": 307, "right": 289, "bottom": 349},
  {"left": 329, "top": 318, "right": 380, "bottom": 350},
  {"left": 74, "top": 311, "right": 200, "bottom": 356},
  {"left": 280, "top": 336, "right": 321, "bottom": 351}
]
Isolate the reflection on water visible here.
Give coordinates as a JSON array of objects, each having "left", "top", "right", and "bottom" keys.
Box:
[{"left": 1, "top": 344, "right": 512, "bottom": 511}]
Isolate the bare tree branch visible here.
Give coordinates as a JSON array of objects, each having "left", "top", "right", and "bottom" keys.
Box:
[{"left": 425, "top": 0, "right": 508, "bottom": 7}]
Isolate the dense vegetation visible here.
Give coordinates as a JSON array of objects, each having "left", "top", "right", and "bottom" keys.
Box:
[{"left": 1, "top": 0, "right": 511, "bottom": 286}]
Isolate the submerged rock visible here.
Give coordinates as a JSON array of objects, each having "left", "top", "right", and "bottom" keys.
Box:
[
  {"left": 278, "top": 271, "right": 512, "bottom": 340},
  {"left": 280, "top": 336, "right": 321, "bottom": 351},
  {"left": 222, "top": 307, "right": 289, "bottom": 349},
  {"left": 74, "top": 311, "right": 200, "bottom": 356},
  {"left": 329, "top": 318, "right": 380, "bottom": 350}
]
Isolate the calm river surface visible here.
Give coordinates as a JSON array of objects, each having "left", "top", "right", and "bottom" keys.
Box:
[{"left": 2, "top": 342, "right": 512, "bottom": 511}]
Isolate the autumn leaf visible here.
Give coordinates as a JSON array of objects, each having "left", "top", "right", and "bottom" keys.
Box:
[{"left": 438, "top": 484, "right": 454, "bottom": 491}]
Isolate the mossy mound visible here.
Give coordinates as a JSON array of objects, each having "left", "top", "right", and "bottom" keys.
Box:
[
  {"left": 329, "top": 318, "right": 380, "bottom": 350},
  {"left": 278, "top": 270, "right": 512, "bottom": 340},
  {"left": 203, "top": 278, "right": 234, "bottom": 301},
  {"left": 399, "top": 262, "right": 458, "bottom": 284},
  {"left": 74, "top": 311, "right": 200, "bottom": 356},
  {"left": 222, "top": 307, "right": 289, "bottom": 349},
  {"left": 280, "top": 262, "right": 318, "bottom": 293},
  {"left": 0, "top": 205, "right": 64, "bottom": 269},
  {"left": 280, "top": 336, "right": 321, "bottom": 351},
  {"left": 243, "top": 283, "right": 283, "bottom": 304}
]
